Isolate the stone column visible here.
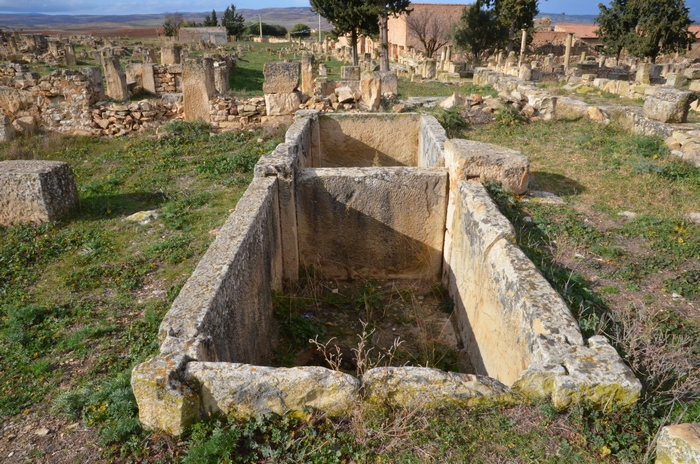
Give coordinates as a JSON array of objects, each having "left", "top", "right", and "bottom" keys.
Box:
[
  {"left": 301, "top": 53, "right": 314, "bottom": 95},
  {"left": 183, "top": 58, "right": 215, "bottom": 122},
  {"left": 518, "top": 29, "right": 527, "bottom": 67},
  {"left": 213, "top": 60, "right": 230, "bottom": 94},
  {"left": 423, "top": 59, "right": 437, "bottom": 79},
  {"left": 564, "top": 33, "right": 573, "bottom": 71},
  {"left": 142, "top": 63, "right": 156, "bottom": 94},
  {"left": 102, "top": 55, "right": 128, "bottom": 101},
  {"left": 161, "top": 45, "right": 181, "bottom": 65}
]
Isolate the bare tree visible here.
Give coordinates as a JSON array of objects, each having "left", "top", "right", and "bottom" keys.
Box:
[{"left": 405, "top": 9, "right": 450, "bottom": 58}]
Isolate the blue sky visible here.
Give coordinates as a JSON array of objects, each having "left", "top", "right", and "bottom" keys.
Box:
[{"left": 0, "top": 0, "right": 698, "bottom": 17}]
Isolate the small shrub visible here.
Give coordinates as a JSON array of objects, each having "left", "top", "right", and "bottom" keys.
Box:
[
  {"left": 435, "top": 106, "right": 469, "bottom": 137},
  {"left": 495, "top": 105, "right": 526, "bottom": 128}
]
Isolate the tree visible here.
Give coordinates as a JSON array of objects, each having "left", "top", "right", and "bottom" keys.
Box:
[
  {"left": 247, "top": 22, "right": 287, "bottom": 37},
  {"left": 595, "top": 0, "right": 693, "bottom": 63},
  {"left": 204, "top": 9, "right": 218, "bottom": 27},
  {"left": 222, "top": 4, "right": 246, "bottom": 38},
  {"left": 405, "top": 7, "right": 449, "bottom": 58},
  {"left": 291, "top": 23, "right": 312, "bottom": 38},
  {"left": 310, "top": 0, "right": 379, "bottom": 66},
  {"left": 595, "top": 0, "right": 636, "bottom": 59},
  {"left": 163, "top": 13, "right": 184, "bottom": 37},
  {"left": 368, "top": 0, "right": 412, "bottom": 72},
  {"left": 483, "top": 0, "right": 538, "bottom": 51},
  {"left": 451, "top": 1, "right": 508, "bottom": 61}
]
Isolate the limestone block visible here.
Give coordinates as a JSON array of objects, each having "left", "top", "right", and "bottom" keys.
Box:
[
  {"left": 185, "top": 363, "right": 359, "bottom": 417},
  {"left": 378, "top": 71, "right": 398, "bottom": 96},
  {"left": 587, "top": 106, "right": 610, "bottom": 123},
  {"left": 360, "top": 72, "right": 381, "bottom": 111},
  {"left": 335, "top": 85, "right": 355, "bottom": 103},
  {"left": 526, "top": 93, "right": 557, "bottom": 121},
  {"left": 12, "top": 116, "right": 36, "bottom": 135},
  {"left": 419, "top": 114, "right": 447, "bottom": 168},
  {"left": 655, "top": 424, "right": 700, "bottom": 463},
  {"left": 363, "top": 367, "right": 513, "bottom": 409},
  {"left": 0, "top": 86, "right": 37, "bottom": 114},
  {"left": 439, "top": 92, "right": 466, "bottom": 109},
  {"left": 0, "top": 160, "right": 78, "bottom": 226},
  {"left": 340, "top": 66, "right": 360, "bottom": 81},
  {"left": 131, "top": 355, "right": 199, "bottom": 436},
  {"left": 213, "top": 64, "right": 230, "bottom": 94},
  {"left": 445, "top": 139, "right": 530, "bottom": 194},
  {"left": 296, "top": 167, "right": 447, "bottom": 280},
  {"left": 643, "top": 88, "right": 692, "bottom": 123},
  {"left": 102, "top": 55, "right": 128, "bottom": 101},
  {"left": 636, "top": 62, "right": 653, "bottom": 84},
  {"left": 423, "top": 59, "right": 437, "bottom": 79},
  {"left": 264, "top": 91, "right": 302, "bottom": 116},
  {"left": 301, "top": 53, "right": 314, "bottom": 95},
  {"left": 263, "top": 62, "right": 301, "bottom": 94},
  {"left": 0, "top": 113, "right": 15, "bottom": 142},
  {"left": 690, "top": 80, "right": 700, "bottom": 92},
  {"left": 518, "top": 63, "right": 532, "bottom": 81},
  {"left": 183, "top": 58, "right": 215, "bottom": 122},
  {"left": 142, "top": 63, "right": 156, "bottom": 94},
  {"left": 666, "top": 73, "right": 689, "bottom": 88},
  {"left": 593, "top": 78, "right": 610, "bottom": 89},
  {"left": 684, "top": 68, "right": 700, "bottom": 80},
  {"left": 161, "top": 45, "right": 181, "bottom": 65}
]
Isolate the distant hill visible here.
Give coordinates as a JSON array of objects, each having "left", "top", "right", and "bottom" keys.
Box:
[{"left": 0, "top": 8, "right": 331, "bottom": 33}]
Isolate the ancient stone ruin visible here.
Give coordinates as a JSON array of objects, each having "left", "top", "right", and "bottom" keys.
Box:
[{"left": 131, "top": 111, "right": 641, "bottom": 435}]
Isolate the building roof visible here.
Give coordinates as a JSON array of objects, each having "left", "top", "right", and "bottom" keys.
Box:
[{"left": 554, "top": 23, "right": 599, "bottom": 39}]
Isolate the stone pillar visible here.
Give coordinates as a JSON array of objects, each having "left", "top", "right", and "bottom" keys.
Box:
[
  {"left": 497, "top": 51, "right": 504, "bottom": 68},
  {"left": 579, "top": 51, "right": 587, "bottom": 64},
  {"left": 446, "top": 45, "right": 452, "bottom": 63},
  {"left": 142, "top": 63, "right": 156, "bottom": 94},
  {"left": 599, "top": 53, "right": 606, "bottom": 68},
  {"left": 636, "top": 62, "right": 652, "bottom": 84},
  {"left": 161, "top": 45, "right": 181, "bottom": 65},
  {"left": 183, "top": 58, "right": 215, "bottom": 122},
  {"left": 145, "top": 48, "right": 158, "bottom": 63},
  {"left": 213, "top": 60, "right": 230, "bottom": 94},
  {"left": 262, "top": 61, "right": 302, "bottom": 116},
  {"left": 564, "top": 33, "right": 573, "bottom": 71},
  {"left": 301, "top": 53, "right": 314, "bottom": 95},
  {"left": 518, "top": 29, "right": 527, "bottom": 67},
  {"left": 102, "top": 55, "right": 128, "bottom": 101},
  {"left": 0, "top": 113, "right": 15, "bottom": 143},
  {"left": 341, "top": 66, "right": 360, "bottom": 80},
  {"left": 423, "top": 59, "right": 437, "bottom": 79},
  {"left": 63, "top": 44, "right": 77, "bottom": 66},
  {"left": 543, "top": 55, "right": 553, "bottom": 73}
]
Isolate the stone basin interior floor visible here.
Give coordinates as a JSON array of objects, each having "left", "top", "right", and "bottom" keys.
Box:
[{"left": 271, "top": 277, "right": 474, "bottom": 376}]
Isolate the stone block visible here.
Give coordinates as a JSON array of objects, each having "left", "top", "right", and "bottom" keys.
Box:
[
  {"left": 445, "top": 139, "right": 530, "bottom": 194},
  {"left": 656, "top": 423, "right": 700, "bottom": 463},
  {"left": 636, "top": 62, "right": 653, "bottom": 84},
  {"left": 0, "top": 160, "right": 78, "bottom": 226},
  {"left": 0, "top": 113, "right": 15, "bottom": 142},
  {"left": 142, "top": 63, "right": 156, "bottom": 94},
  {"left": 296, "top": 167, "right": 447, "bottom": 280},
  {"left": 439, "top": 92, "right": 466, "bottom": 109},
  {"left": 378, "top": 71, "right": 398, "bottom": 96},
  {"left": 359, "top": 71, "right": 381, "bottom": 111},
  {"left": 526, "top": 92, "right": 557, "bottom": 121},
  {"left": 12, "top": 116, "right": 36, "bottom": 135},
  {"left": 340, "top": 66, "right": 360, "bottom": 81},
  {"left": 643, "top": 87, "right": 692, "bottom": 123},
  {"left": 684, "top": 68, "right": 700, "bottom": 80},
  {"left": 666, "top": 73, "right": 689, "bottom": 88},
  {"left": 161, "top": 45, "right": 181, "bottom": 65},
  {"left": 301, "top": 53, "right": 314, "bottom": 95},
  {"left": 335, "top": 85, "right": 355, "bottom": 103},
  {"left": 264, "top": 91, "right": 302, "bottom": 116},
  {"left": 422, "top": 59, "right": 437, "bottom": 79},
  {"left": 102, "top": 55, "right": 128, "bottom": 101},
  {"left": 363, "top": 367, "right": 513, "bottom": 409},
  {"left": 183, "top": 58, "right": 215, "bottom": 122},
  {"left": 262, "top": 62, "right": 301, "bottom": 94},
  {"left": 690, "top": 80, "right": 700, "bottom": 92}
]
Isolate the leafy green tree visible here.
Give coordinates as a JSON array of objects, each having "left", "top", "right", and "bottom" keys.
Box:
[
  {"left": 310, "top": 0, "right": 379, "bottom": 66},
  {"left": 163, "top": 13, "right": 184, "bottom": 37},
  {"left": 203, "top": 9, "right": 218, "bottom": 27},
  {"left": 291, "top": 23, "right": 312, "bottom": 38},
  {"left": 368, "top": 0, "right": 412, "bottom": 71},
  {"left": 247, "top": 22, "right": 288, "bottom": 37},
  {"left": 595, "top": 0, "right": 636, "bottom": 58},
  {"left": 490, "top": 0, "right": 539, "bottom": 51},
  {"left": 451, "top": 1, "right": 508, "bottom": 61},
  {"left": 222, "top": 4, "right": 246, "bottom": 38},
  {"left": 626, "top": 0, "right": 693, "bottom": 63}
]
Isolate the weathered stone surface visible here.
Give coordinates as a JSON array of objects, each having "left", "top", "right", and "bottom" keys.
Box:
[
  {"left": 183, "top": 58, "right": 215, "bottom": 122},
  {"left": 158, "top": 176, "right": 282, "bottom": 363},
  {"left": 300, "top": 53, "right": 314, "bottom": 95},
  {"left": 12, "top": 116, "right": 36, "bottom": 135},
  {"left": 526, "top": 92, "right": 557, "bottom": 120},
  {"left": 0, "top": 113, "right": 15, "bottom": 142},
  {"left": 131, "top": 354, "right": 199, "bottom": 436},
  {"left": 296, "top": 167, "right": 447, "bottom": 280},
  {"left": 264, "top": 91, "right": 301, "bottom": 116},
  {"left": 340, "top": 66, "right": 360, "bottom": 81},
  {"left": 102, "top": 55, "right": 128, "bottom": 101},
  {"left": 636, "top": 62, "right": 653, "bottom": 84},
  {"left": 439, "top": 92, "right": 466, "bottom": 109},
  {"left": 318, "top": 113, "right": 420, "bottom": 167},
  {"left": 378, "top": 71, "right": 398, "bottom": 96},
  {"left": 419, "top": 114, "right": 447, "bottom": 168},
  {"left": 263, "top": 62, "right": 301, "bottom": 94},
  {"left": 445, "top": 139, "right": 530, "bottom": 194},
  {"left": 684, "top": 68, "right": 700, "bottom": 80},
  {"left": 363, "top": 367, "right": 513, "bottom": 408},
  {"left": 335, "top": 85, "right": 355, "bottom": 103},
  {"left": 655, "top": 423, "right": 700, "bottom": 464},
  {"left": 186, "top": 363, "right": 360, "bottom": 417},
  {"left": 587, "top": 106, "right": 610, "bottom": 123},
  {"left": 161, "top": 45, "right": 181, "bottom": 65},
  {"left": 643, "top": 88, "right": 692, "bottom": 123},
  {"left": 666, "top": 73, "right": 689, "bottom": 88},
  {"left": 690, "top": 80, "right": 700, "bottom": 92},
  {"left": 0, "top": 160, "right": 78, "bottom": 226},
  {"left": 359, "top": 72, "right": 381, "bottom": 111},
  {"left": 124, "top": 210, "right": 159, "bottom": 225},
  {"left": 518, "top": 63, "right": 532, "bottom": 81},
  {"left": 423, "top": 59, "right": 437, "bottom": 79}
]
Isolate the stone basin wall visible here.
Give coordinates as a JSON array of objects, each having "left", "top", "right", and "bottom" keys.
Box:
[{"left": 132, "top": 111, "right": 641, "bottom": 435}]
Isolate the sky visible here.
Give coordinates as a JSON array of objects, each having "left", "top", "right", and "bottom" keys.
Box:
[{"left": 0, "top": 0, "right": 699, "bottom": 17}]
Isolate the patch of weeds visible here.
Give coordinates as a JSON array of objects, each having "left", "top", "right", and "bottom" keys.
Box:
[
  {"left": 145, "top": 234, "right": 195, "bottom": 264},
  {"left": 633, "top": 135, "right": 669, "bottom": 158},
  {"left": 434, "top": 105, "right": 469, "bottom": 138},
  {"left": 663, "top": 269, "right": 700, "bottom": 301},
  {"left": 495, "top": 105, "right": 526, "bottom": 128}
]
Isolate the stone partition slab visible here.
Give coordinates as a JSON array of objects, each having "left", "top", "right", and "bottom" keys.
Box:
[
  {"left": 185, "top": 363, "right": 360, "bottom": 418},
  {"left": 445, "top": 180, "right": 584, "bottom": 385},
  {"left": 263, "top": 62, "right": 301, "bottom": 94},
  {"left": 363, "top": 367, "right": 513, "bottom": 409},
  {"left": 296, "top": 167, "right": 447, "bottom": 280},
  {"left": 157, "top": 176, "right": 282, "bottom": 364},
  {"left": 318, "top": 113, "right": 420, "bottom": 167},
  {"left": 418, "top": 114, "right": 447, "bottom": 168},
  {"left": 444, "top": 139, "right": 530, "bottom": 194},
  {"left": 183, "top": 58, "right": 215, "bottom": 122},
  {"left": 655, "top": 423, "right": 700, "bottom": 463},
  {"left": 0, "top": 160, "right": 78, "bottom": 226}
]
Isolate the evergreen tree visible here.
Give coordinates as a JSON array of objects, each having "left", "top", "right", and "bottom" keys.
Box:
[
  {"left": 595, "top": 0, "right": 636, "bottom": 59},
  {"left": 367, "top": 0, "right": 412, "bottom": 71},
  {"left": 291, "top": 23, "right": 312, "bottom": 38},
  {"left": 310, "top": 0, "right": 379, "bottom": 66},
  {"left": 489, "top": 0, "right": 538, "bottom": 52},
  {"left": 452, "top": 1, "right": 508, "bottom": 60},
  {"left": 222, "top": 4, "right": 246, "bottom": 38}
]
